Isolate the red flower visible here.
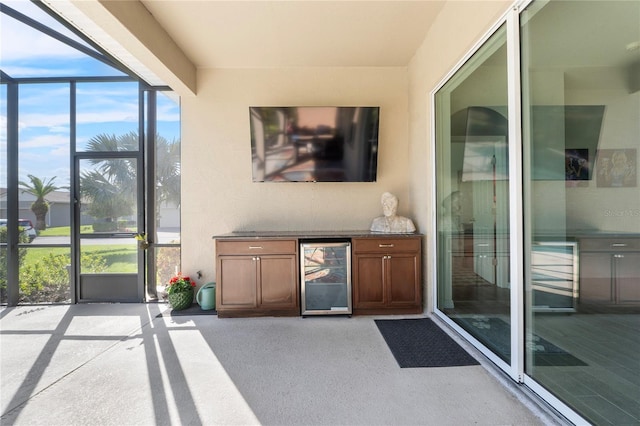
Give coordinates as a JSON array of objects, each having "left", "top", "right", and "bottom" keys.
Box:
[{"left": 166, "top": 273, "right": 195, "bottom": 295}]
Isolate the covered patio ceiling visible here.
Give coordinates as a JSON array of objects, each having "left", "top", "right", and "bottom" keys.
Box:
[
  {"left": 35, "top": 1, "right": 640, "bottom": 98},
  {"left": 40, "top": 0, "right": 447, "bottom": 96}
]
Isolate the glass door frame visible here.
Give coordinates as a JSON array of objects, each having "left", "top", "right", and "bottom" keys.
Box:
[
  {"left": 72, "top": 150, "right": 145, "bottom": 302},
  {"left": 70, "top": 81, "right": 152, "bottom": 303},
  {"left": 429, "top": 5, "right": 525, "bottom": 383},
  {"left": 430, "top": 1, "right": 592, "bottom": 423}
]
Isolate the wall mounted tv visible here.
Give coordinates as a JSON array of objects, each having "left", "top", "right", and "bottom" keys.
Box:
[{"left": 249, "top": 106, "right": 380, "bottom": 182}]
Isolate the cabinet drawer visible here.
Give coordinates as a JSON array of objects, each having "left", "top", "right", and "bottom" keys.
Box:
[
  {"left": 353, "top": 237, "right": 421, "bottom": 253},
  {"left": 579, "top": 238, "right": 640, "bottom": 252},
  {"left": 217, "top": 239, "right": 297, "bottom": 255}
]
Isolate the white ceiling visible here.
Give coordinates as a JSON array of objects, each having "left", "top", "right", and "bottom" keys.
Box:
[
  {"left": 42, "top": 0, "right": 639, "bottom": 95},
  {"left": 139, "top": 0, "right": 445, "bottom": 68}
]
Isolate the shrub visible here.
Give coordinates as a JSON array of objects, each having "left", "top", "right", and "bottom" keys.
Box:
[
  {"left": 18, "top": 252, "right": 107, "bottom": 303},
  {"left": 156, "top": 244, "right": 180, "bottom": 288},
  {"left": 0, "top": 226, "right": 29, "bottom": 301},
  {"left": 92, "top": 222, "right": 117, "bottom": 232}
]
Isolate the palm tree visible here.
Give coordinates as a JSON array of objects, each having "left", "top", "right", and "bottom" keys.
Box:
[
  {"left": 80, "top": 132, "right": 181, "bottom": 225},
  {"left": 155, "top": 134, "right": 181, "bottom": 208},
  {"left": 80, "top": 133, "right": 138, "bottom": 227},
  {"left": 18, "top": 175, "right": 61, "bottom": 230}
]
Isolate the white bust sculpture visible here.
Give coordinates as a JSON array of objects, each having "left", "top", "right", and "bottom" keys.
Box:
[
  {"left": 440, "top": 191, "right": 463, "bottom": 232},
  {"left": 370, "top": 192, "right": 416, "bottom": 233}
]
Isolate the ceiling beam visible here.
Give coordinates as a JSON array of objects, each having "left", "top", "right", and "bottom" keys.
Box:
[{"left": 43, "top": 0, "right": 197, "bottom": 96}]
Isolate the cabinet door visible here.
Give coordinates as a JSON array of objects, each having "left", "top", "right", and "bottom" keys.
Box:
[
  {"left": 353, "top": 254, "right": 385, "bottom": 308},
  {"left": 579, "top": 253, "right": 613, "bottom": 303},
  {"left": 387, "top": 253, "right": 421, "bottom": 306},
  {"left": 217, "top": 256, "right": 257, "bottom": 308},
  {"left": 615, "top": 253, "right": 640, "bottom": 304},
  {"left": 258, "top": 255, "right": 298, "bottom": 309}
]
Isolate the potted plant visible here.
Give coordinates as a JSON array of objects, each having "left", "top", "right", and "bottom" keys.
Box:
[
  {"left": 166, "top": 273, "right": 196, "bottom": 310},
  {"left": 134, "top": 233, "right": 150, "bottom": 250}
]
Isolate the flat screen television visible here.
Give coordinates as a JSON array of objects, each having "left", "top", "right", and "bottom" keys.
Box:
[{"left": 249, "top": 106, "right": 379, "bottom": 182}]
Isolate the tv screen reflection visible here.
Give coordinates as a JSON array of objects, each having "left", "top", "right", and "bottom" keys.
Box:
[{"left": 249, "top": 106, "right": 379, "bottom": 182}]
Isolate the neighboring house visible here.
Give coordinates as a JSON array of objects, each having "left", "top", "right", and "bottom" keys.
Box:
[
  {"left": 0, "top": 188, "right": 71, "bottom": 228},
  {"left": 0, "top": 189, "right": 179, "bottom": 229}
]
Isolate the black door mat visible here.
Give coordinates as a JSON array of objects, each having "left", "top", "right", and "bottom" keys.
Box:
[
  {"left": 375, "top": 318, "right": 480, "bottom": 368},
  {"left": 156, "top": 303, "right": 217, "bottom": 317}
]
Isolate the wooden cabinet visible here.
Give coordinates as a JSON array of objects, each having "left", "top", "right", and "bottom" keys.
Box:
[
  {"left": 352, "top": 236, "right": 422, "bottom": 314},
  {"left": 615, "top": 252, "right": 640, "bottom": 303},
  {"left": 215, "top": 232, "right": 424, "bottom": 317},
  {"left": 579, "top": 237, "right": 640, "bottom": 306},
  {"left": 216, "top": 239, "right": 299, "bottom": 317}
]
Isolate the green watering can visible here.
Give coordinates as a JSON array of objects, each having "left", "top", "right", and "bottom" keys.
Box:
[{"left": 196, "top": 282, "right": 216, "bottom": 311}]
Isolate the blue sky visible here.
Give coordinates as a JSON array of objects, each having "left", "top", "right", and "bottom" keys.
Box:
[{"left": 1, "top": 0, "right": 180, "bottom": 189}]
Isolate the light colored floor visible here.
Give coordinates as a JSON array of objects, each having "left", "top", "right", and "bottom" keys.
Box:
[{"left": 1, "top": 303, "right": 562, "bottom": 426}]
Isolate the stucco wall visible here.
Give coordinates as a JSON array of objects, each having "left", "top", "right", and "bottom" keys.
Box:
[
  {"left": 179, "top": 1, "right": 512, "bottom": 294},
  {"left": 180, "top": 67, "right": 410, "bottom": 283}
]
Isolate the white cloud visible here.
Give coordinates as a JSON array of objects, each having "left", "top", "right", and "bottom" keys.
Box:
[
  {"left": 77, "top": 110, "right": 138, "bottom": 124},
  {"left": 1, "top": 16, "right": 84, "bottom": 63},
  {"left": 16, "top": 105, "right": 139, "bottom": 132},
  {"left": 49, "top": 125, "right": 70, "bottom": 134},
  {"left": 19, "top": 133, "right": 70, "bottom": 150},
  {"left": 19, "top": 112, "right": 70, "bottom": 130},
  {"left": 0, "top": 65, "right": 87, "bottom": 77},
  {"left": 76, "top": 86, "right": 138, "bottom": 97},
  {"left": 17, "top": 86, "right": 70, "bottom": 108},
  {"left": 50, "top": 145, "right": 70, "bottom": 158},
  {"left": 157, "top": 103, "right": 180, "bottom": 123}
]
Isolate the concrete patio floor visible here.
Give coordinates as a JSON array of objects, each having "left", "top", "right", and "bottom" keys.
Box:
[{"left": 1, "top": 303, "right": 564, "bottom": 425}]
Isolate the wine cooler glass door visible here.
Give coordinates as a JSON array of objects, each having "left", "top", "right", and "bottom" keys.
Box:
[{"left": 301, "top": 242, "right": 352, "bottom": 315}]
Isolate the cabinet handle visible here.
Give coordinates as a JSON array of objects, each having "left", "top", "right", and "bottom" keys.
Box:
[
  {"left": 249, "top": 246, "right": 263, "bottom": 249},
  {"left": 252, "top": 256, "right": 261, "bottom": 261},
  {"left": 611, "top": 243, "right": 627, "bottom": 247},
  {"left": 379, "top": 244, "right": 394, "bottom": 248},
  {"left": 613, "top": 254, "right": 624, "bottom": 258}
]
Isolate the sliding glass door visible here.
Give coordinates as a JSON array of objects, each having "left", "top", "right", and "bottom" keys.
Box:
[
  {"left": 434, "top": 26, "right": 512, "bottom": 364},
  {"left": 520, "top": 1, "right": 640, "bottom": 423},
  {"left": 434, "top": 0, "right": 639, "bottom": 423}
]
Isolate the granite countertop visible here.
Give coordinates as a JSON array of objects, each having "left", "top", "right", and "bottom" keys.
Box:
[
  {"left": 213, "top": 230, "right": 423, "bottom": 239},
  {"left": 535, "top": 231, "right": 640, "bottom": 240}
]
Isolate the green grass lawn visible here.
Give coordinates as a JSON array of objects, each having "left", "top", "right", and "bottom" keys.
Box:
[
  {"left": 24, "top": 244, "right": 138, "bottom": 273},
  {"left": 26, "top": 226, "right": 138, "bottom": 273},
  {"left": 38, "top": 225, "right": 93, "bottom": 237}
]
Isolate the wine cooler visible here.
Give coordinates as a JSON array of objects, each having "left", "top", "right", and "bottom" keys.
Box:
[{"left": 300, "top": 241, "right": 352, "bottom": 316}]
